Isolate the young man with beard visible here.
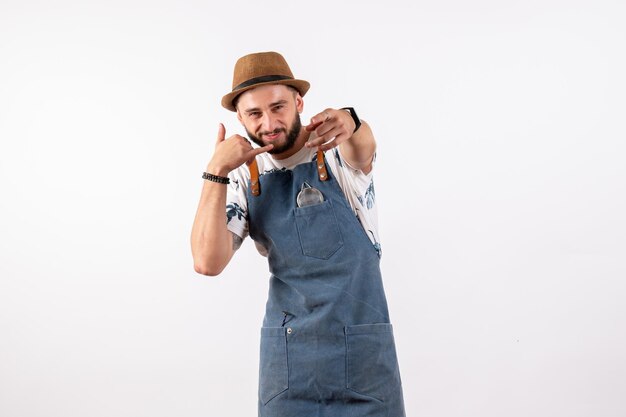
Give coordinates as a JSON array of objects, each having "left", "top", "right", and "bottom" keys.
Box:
[{"left": 191, "top": 51, "right": 405, "bottom": 417}]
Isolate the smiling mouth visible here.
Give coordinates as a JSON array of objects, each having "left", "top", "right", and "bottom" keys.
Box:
[{"left": 263, "top": 131, "right": 284, "bottom": 141}]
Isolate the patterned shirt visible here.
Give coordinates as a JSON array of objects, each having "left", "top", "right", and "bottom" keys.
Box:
[{"left": 225, "top": 145, "right": 381, "bottom": 257}]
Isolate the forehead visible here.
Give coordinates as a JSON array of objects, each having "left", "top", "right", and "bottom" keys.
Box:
[{"left": 236, "top": 84, "right": 295, "bottom": 110}]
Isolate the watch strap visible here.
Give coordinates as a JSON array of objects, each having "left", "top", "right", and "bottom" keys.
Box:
[{"left": 340, "top": 107, "right": 361, "bottom": 133}]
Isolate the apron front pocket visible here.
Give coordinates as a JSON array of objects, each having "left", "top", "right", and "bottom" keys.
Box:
[
  {"left": 345, "top": 323, "right": 401, "bottom": 402},
  {"left": 259, "top": 327, "right": 289, "bottom": 404},
  {"left": 294, "top": 200, "right": 344, "bottom": 259}
]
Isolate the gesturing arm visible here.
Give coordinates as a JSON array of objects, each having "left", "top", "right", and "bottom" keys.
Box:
[
  {"left": 305, "top": 108, "right": 376, "bottom": 174},
  {"left": 190, "top": 124, "right": 273, "bottom": 276}
]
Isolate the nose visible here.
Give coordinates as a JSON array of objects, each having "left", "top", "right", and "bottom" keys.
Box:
[{"left": 260, "top": 112, "right": 278, "bottom": 133}]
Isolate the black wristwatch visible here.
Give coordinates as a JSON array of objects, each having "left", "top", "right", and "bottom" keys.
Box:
[{"left": 340, "top": 107, "right": 361, "bottom": 133}]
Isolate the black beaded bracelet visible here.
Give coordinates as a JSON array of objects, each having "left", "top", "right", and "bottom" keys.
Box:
[{"left": 202, "top": 172, "right": 230, "bottom": 184}]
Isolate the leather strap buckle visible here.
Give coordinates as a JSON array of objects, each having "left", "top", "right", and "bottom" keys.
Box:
[{"left": 316, "top": 150, "right": 328, "bottom": 181}]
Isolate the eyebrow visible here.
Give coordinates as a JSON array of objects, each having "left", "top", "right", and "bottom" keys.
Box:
[{"left": 244, "top": 99, "right": 288, "bottom": 114}]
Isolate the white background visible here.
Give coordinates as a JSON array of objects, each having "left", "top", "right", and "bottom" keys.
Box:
[{"left": 1, "top": 1, "right": 625, "bottom": 416}]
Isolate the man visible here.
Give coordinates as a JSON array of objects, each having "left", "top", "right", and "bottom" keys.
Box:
[{"left": 191, "top": 51, "right": 405, "bottom": 417}]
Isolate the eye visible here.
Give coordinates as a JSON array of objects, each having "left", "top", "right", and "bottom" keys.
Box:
[
  {"left": 272, "top": 105, "right": 284, "bottom": 112},
  {"left": 248, "top": 111, "right": 261, "bottom": 118}
]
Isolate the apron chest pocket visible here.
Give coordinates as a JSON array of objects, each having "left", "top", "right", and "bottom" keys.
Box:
[
  {"left": 294, "top": 200, "right": 344, "bottom": 259},
  {"left": 259, "top": 327, "right": 289, "bottom": 404},
  {"left": 345, "top": 323, "right": 402, "bottom": 401}
]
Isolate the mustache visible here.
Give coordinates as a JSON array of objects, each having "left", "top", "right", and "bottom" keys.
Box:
[{"left": 260, "top": 128, "right": 286, "bottom": 136}]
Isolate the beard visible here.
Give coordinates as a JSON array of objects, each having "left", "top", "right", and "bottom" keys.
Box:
[{"left": 246, "top": 112, "right": 302, "bottom": 155}]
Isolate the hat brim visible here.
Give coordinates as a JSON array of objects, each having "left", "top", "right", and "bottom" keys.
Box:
[{"left": 221, "top": 79, "right": 310, "bottom": 112}]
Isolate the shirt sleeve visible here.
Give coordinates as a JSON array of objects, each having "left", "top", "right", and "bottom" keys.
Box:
[
  {"left": 332, "top": 147, "right": 376, "bottom": 208},
  {"left": 225, "top": 165, "right": 250, "bottom": 241}
]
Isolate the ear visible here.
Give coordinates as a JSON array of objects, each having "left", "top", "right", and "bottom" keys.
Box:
[
  {"left": 295, "top": 93, "right": 304, "bottom": 113},
  {"left": 236, "top": 109, "right": 243, "bottom": 124}
]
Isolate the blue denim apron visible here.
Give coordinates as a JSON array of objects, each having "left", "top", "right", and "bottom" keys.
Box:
[{"left": 247, "top": 153, "right": 406, "bottom": 417}]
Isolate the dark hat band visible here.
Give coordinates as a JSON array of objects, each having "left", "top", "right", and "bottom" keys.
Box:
[{"left": 233, "top": 74, "right": 294, "bottom": 91}]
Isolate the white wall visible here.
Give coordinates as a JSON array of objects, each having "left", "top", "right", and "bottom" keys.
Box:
[{"left": 1, "top": 1, "right": 625, "bottom": 416}]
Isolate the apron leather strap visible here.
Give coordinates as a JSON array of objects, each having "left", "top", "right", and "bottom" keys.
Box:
[
  {"left": 316, "top": 150, "right": 328, "bottom": 181},
  {"left": 249, "top": 158, "right": 261, "bottom": 196},
  {"left": 250, "top": 149, "right": 327, "bottom": 197}
]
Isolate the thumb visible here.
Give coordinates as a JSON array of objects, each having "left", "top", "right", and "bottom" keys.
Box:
[
  {"left": 216, "top": 123, "right": 226, "bottom": 145},
  {"left": 306, "top": 120, "right": 323, "bottom": 132}
]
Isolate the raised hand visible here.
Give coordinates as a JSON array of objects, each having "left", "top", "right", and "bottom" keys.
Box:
[
  {"left": 207, "top": 123, "right": 273, "bottom": 176},
  {"left": 304, "top": 108, "right": 356, "bottom": 151}
]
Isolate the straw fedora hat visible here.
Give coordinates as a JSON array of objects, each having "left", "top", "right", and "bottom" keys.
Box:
[{"left": 221, "top": 51, "right": 310, "bottom": 112}]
